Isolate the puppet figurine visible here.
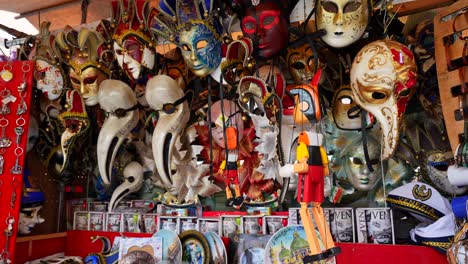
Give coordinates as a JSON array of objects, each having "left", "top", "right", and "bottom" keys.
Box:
[
  {"left": 218, "top": 127, "right": 243, "bottom": 207},
  {"left": 281, "top": 70, "right": 340, "bottom": 262}
]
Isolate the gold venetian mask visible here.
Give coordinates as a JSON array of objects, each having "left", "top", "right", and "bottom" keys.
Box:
[
  {"left": 287, "top": 44, "right": 318, "bottom": 83},
  {"left": 69, "top": 67, "right": 108, "bottom": 106},
  {"left": 316, "top": 0, "right": 369, "bottom": 48}
]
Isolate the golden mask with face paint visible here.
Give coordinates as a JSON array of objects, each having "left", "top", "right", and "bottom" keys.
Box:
[
  {"left": 69, "top": 67, "right": 108, "bottom": 106},
  {"left": 287, "top": 43, "right": 319, "bottom": 83},
  {"left": 316, "top": 0, "right": 369, "bottom": 48}
]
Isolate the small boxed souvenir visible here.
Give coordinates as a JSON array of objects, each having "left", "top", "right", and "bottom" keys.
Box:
[
  {"left": 356, "top": 208, "right": 394, "bottom": 244},
  {"left": 242, "top": 215, "right": 263, "bottom": 235},
  {"left": 141, "top": 214, "right": 158, "bottom": 234},
  {"left": 179, "top": 216, "right": 198, "bottom": 233},
  {"left": 323, "top": 207, "right": 355, "bottom": 243},
  {"left": 122, "top": 213, "right": 141, "bottom": 233},
  {"left": 158, "top": 216, "right": 180, "bottom": 234},
  {"left": 106, "top": 212, "right": 123, "bottom": 232},
  {"left": 130, "top": 200, "right": 156, "bottom": 209},
  {"left": 264, "top": 215, "right": 288, "bottom": 235},
  {"left": 246, "top": 207, "right": 271, "bottom": 215},
  {"left": 197, "top": 218, "right": 220, "bottom": 235},
  {"left": 288, "top": 207, "right": 301, "bottom": 225},
  {"left": 89, "top": 211, "right": 106, "bottom": 231},
  {"left": 221, "top": 215, "right": 242, "bottom": 237},
  {"left": 73, "top": 211, "right": 89, "bottom": 231},
  {"left": 114, "top": 201, "right": 131, "bottom": 212},
  {"left": 90, "top": 202, "right": 108, "bottom": 212}
]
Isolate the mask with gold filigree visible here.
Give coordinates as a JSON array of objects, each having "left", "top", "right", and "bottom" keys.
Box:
[
  {"left": 58, "top": 90, "right": 90, "bottom": 174},
  {"left": 234, "top": 0, "right": 298, "bottom": 59},
  {"left": 151, "top": 0, "right": 224, "bottom": 77},
  {"left": 351, "top": 40, "right": 417, "bottom": 160},
  {"left": 111, "top": 0, "right": 157, "bottom": 81},
  {"left": 316, "top": 0, "right": 369, "bottom": 48},
  {"left": 28, "top": 22, "right": 67, "bottom": 101},
  {"left": 55, "top": 22, "right": 114, "bottom": 106},
  {"left": 287, "top": 43, "right": 319, "bottom": 83},
  {"left": 332, "top": 85, "right": 374, "bottom": 130}
]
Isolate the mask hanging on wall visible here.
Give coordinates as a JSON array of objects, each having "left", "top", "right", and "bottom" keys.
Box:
[
  {"left": 350, "top": 39, "right": 417, "bottom": 160},
  {"left": 152, "top": 0, "right": 224, "bottom": 78},
  {"left": 111, "top": 0, "right": 157, "bottom": 81},
  {"left": 332, "top": 85, "right": 374, "bottom": 130},
  {"left": 55, "top": 22, "right": 114, "bottom": 106},
  {"left": 316, "top": 0, "right": 369, "bottom": 48},
  {"left": 286, "top": 43, "right": 319, "bottom": 84}
]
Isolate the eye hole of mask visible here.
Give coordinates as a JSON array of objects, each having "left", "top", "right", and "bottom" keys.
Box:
[
  {"left": 182, "top": 44, "right": 191, "bottom": 52},
  {"left": 339, "top": 95, "right": 352, "bottom": 105},
  {"left": 322, "top": 1, "right": 339, "bottom": 13},
  {"left": 291, "top": 61, "right": 306, "bottom": 70},
  {"left": 34, "top": 70, "right": 46, "bottom": 81},
  {"left": 352, "top": 157, "right": 363, "bottom": 165},
  {"left": 372, "top": 92, "right": 387, "bottom": 100},
  {"left": 70, "top": 77, "right": 80, "bottom": 85},
  {"left": 399, "top": 88, "right": 411, "bottom": 97},
  {"left": 83, "top": 76, "right": 98, "bottom": 85},
  {"left": 244, "top": 22, "right": 256, "bottom": 31},
  {"left": 343, "top": 1, "right": 361, "bottom": 13},
  {"left": 196, "top": 40, "right": 208, "bottom": 49},
  {"left": 263, "top": 16, "right": 276, "bottom": 26}
]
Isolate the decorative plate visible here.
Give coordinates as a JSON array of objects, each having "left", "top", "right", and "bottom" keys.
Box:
[
  {"left": 179, "top": 230, "right": 211, "bottom": 264},
  {"left": 203, "top": 231, "right": 227, "bottom": 264},
  {"left": 264, "top": 225, "right": 336, "bottom": 264},
  {"left": 153, "top": 229, "right": 182, "bottom": 263}
]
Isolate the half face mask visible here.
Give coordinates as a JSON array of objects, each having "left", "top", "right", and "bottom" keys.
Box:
[
  {"left": 316, "top": 0, "right": 369, "bottom": 48},
  {"left": 69, "top": 67, "right": 108, "bottom": 106},
  {"left": 97, "top": 80, "right": 139, "bottom": 185},
  {"left": 58, "top": 90, "right": 90, "bottom": 173},
  {"left": 287, "top": 43, "right": 318, "bottom": 83},
  {"left": 241, "top": 1, "right": 289, "bottom": 59},
  {"left": 342, "top": 136, "right": 381, "bottom": 191},
  {"left": 113, "top": 38, "right": 155, "bottom": 81},
  {"left": 145, "top": 75, "right": 190, "bottom": 192},
  {"left": 35, "top": 60, "right": 65, "bottom": 101},
  {"left": 178, "top": 22, "right": 222, "bottom": 77},
  {"left": 19, "top": 205, "right": 45, "bottom": 235},
  {"left": 332, "top": 85, "right": 374, "bottom": 130},
  {"left": 351, "top": 40, "right": 417, "bottom": 160}
]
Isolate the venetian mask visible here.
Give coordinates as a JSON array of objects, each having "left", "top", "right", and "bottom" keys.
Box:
[
  {"left": 19, "top": 205, "right": 45, "bottom": 235},
  {"left": 35, "top": 60, "right": 64, "bottom": 101},
  {"left": 58, "top": 90, "right": 90, "bottom": 173},
  {"left": 178, "top": 22, "right": 222, "bottom": 77},
  {"left": 316, "top": 0, "right": 369, "bottom": 48},
  {"left": 241, "top": 1, "right": 289, "bottom": 59},
  {"left": 422, "top": 151, "right": 467, "bottom": 196},
  {"left": 69, "top": 67, "right": 108, "bottom": 106},
  {"left": 342, "top": 136, "right": 381, "bottom": 191},
  {"left": 287, "top": 44, "right": 318, "bottom": 83},
  {"left": 350, "top": 39, "right": 417, "bottom": 160},
  {"left": 332, "top": 85, "right": 373, "bottom": 130},
  {"left": 114, "top": 38, "right": 155, "bottom": 81}
]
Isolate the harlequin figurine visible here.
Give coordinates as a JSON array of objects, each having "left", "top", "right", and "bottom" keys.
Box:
[{"left": 281, "top": 70, "right": 340, "bottom": 262}]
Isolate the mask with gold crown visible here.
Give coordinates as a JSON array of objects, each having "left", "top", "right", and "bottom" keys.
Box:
[
  {"left": 55, "top": 21, "right": 114, "bottom": 106},
  {"left": 111, "top": 0, "right": 158, "bottom": 82},
  {"left": 151, "top": 0, "right": 225, "bottom": 78}
]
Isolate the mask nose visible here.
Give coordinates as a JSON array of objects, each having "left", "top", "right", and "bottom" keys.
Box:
[
  {"left": 190, "top": 50, "right": 197, "bottom": 62},
  {"left": 333, "top": 12, "right": 344, "bottom": 26},
  {"left": 255, "top": 25, "right": 265, "bottom": 38},
  {"left": 80, "top": 81, "right": 86, "bottom": 95}
]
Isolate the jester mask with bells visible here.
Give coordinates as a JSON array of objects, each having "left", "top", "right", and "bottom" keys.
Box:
[
  {"left": 234, "top": 0, "right": 298, "bottom": 59},
  {"left": 145, "top": 75, "right": 190, "bottom": 193},
  {"left": 316, "top": 0, "right": 369, "bottom": 48},
  {"left": 55, "top": 22, "right": 114, "bottom": 106},
  {"left": 111, "top": 0, "right": 157, "bottom": 81},
  {"left": 350, "top": 39, "right": 417, "bottom": 160},
  {"left": 152, "top": 0, "right": 223, "bottom": 77},
  {"left": 29, "top": 22, "right": 66, "bottom": 101},
  {"left": 97, "top": 80, "right": 139, "bottom": 186},
  {"left": 58, "top": 90, "right": 90, "bottom": 174}
]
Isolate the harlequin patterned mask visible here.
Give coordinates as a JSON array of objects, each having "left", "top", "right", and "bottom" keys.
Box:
[
  {"left": 179, "top": 22, "right": 222, "bottom": 77},
  {"left": 350, "top": 40, "right": 417, "bottom": 160},
  {"left": 316, "top": 0, "right": 369, "bottom": 48},
  {"left": 111, "top": 0, "right": 157, "bottom": 81},
  {"left": 287, "top": 43, "right": 318, "bottom": 83}
]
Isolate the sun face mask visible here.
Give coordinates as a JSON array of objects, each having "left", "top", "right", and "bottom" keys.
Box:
[
  {"left": 351, "top": 40, "right": 417, "bottom": 160},
  {"left": 111, "top": 0, "right": 157, "bottom": 81},
  {"left": 287, "top": 43, "right": 318, "bottom": 83},
  {"left": 178, "top": 22, "right": 222, "bottom": 78},
  {"left": 316, "top": 0, "right": 369, "bottom": 48}
]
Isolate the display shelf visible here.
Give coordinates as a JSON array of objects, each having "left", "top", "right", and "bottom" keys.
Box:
[
  {"left": 15, "top": 233, "right": 67, "bottom": 264},
  {"left": 62, "top": 230, "right": 447, "bottom": 264}
]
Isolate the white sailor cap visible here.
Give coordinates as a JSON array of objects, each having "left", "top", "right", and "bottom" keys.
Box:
[
  {"left": 386, "top": 182, "right": 452, "bottom": 223},
  {"left": 410, "top": 213, "right": 456, "bottom": 253}
]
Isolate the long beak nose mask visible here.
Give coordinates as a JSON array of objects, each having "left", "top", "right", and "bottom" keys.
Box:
[
  {"left": 108, "top": 161, "right": 144, "bottom": 211},
  {"left": 58, "top": 90, "right": 90, "bottom": 174},
  {"left": 97, "top": 80, "right": 139, "bottom": 186},
  {"left": 145, "top": 75, "right": 190, "bottom": 190}
]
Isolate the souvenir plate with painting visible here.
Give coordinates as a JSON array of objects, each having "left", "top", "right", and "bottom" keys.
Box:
[
  {"left": 179, "top": 230, "right": 210, "bottom": 264},
  {"left": 204, "top": 231, "right": 227, "bottom": 264},
  {"left": 152, "top": 229, "right": 182, "bottom": 263}
]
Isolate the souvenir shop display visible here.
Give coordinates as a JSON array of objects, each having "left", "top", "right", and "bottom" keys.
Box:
[{"left": 2, "top": 0, "right": 468, "bottom": 263}]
